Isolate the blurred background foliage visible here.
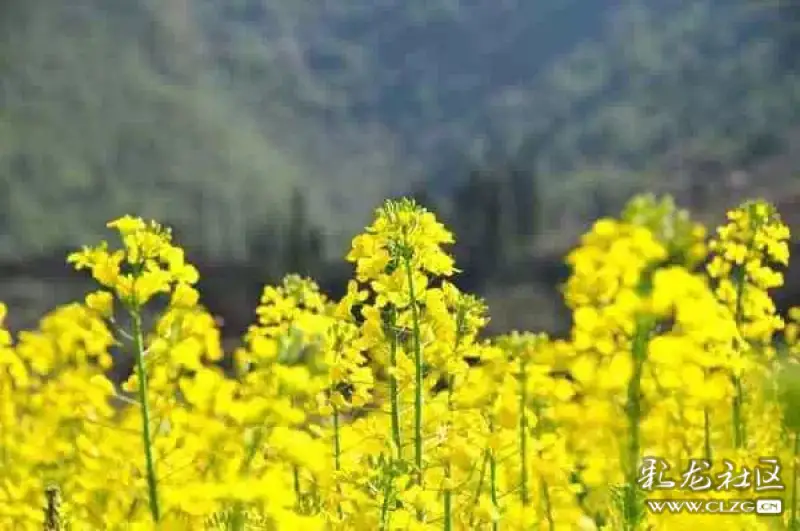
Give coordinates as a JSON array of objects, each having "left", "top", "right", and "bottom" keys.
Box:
[{"left": 2, "top": 0, "right": 800, "bottom": 336}]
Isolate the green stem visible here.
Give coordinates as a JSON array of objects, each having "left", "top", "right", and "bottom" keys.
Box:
[
  {"left": 519, "top": 356, "right": 529, "bottom": 506},
  {"left": 540, "top": 478, "right": 555, "bottom": 531},
  {"left": 309, "top": 480, "right": 321, "bottom": 514},
  {"left": 792, "top": 431, "right": 799, "bottom": 530},
  {"left": 624, "top": 315, "right": 652, "bottom": 531},
  {"left": 732, "top": 269, "right": 746, "bottom": 448},
  {"left": 731, "top": 376, "right": 744, "bottom": 448},
  {"left": 402, "top": 255, "right": 425, "bottom": 492},
  {"left": 468, "top": 450, "right": 490, "bottom": 528},
  {"left": 443, "top": 376, "right": 454, "bottom": 531},
  {"left": 132, "top": 310, "right": 160, "bottom": 523},
  {"left": 333, "top": 405, "right": 344, "bottom": 521},
  {"left": 388, "top": 309, "right": 403, "bottom": 460},
  {"left": 333, "top": 408, "right": 342, "bottom": 472},
  {"left": 490, "top": 446, "right": 499, "bottom": 531},
  {"left": 379, "top": 465, "right": 395, "bottom": 531},
  {"left": 532, "top": 401, "right": 553, "bottom": 531},
  {"left": 443, "top": 476, "right": 452, "bottom": 531},
  {"left": 231, "top": 422, "right": 268, "bottom": 531},
  {"left": 241, "top": 426, "right": 266, "bottom": 473},
  {"left": 703, "top": 406, "right": 712, "bottom": 463},
  {"left": 44, "top": 486, "right": 61, "bottom": 531},
  {"left": 293, "top": 465, "right": 302, "bottom": 512}
]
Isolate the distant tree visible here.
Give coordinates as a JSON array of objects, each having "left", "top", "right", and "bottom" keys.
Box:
[
  {"left": 480, "top": 173, "right": 505, "bottom": 277},
  {"left": 246, "top": 219, "right": 282, "bottom": 277},
  {"left": 506, "top": 167, "right": 541, "bottom": 242},
  {"left": 408, "top": 181, "right": 439, "bottom": 213},
  {"left": 589, "top": 186, "right": 613, "bottom": 220},
  {"left": 450, "top": 169, "right": 520, "bottom": 286},
  {"left": 750, "top": 0, "right": 800, "bottom": 67},
  {"left": 284, "top": 186, "right": 324, "bottom": 276},
  {"left": 306, "top": 226, "right": 325, "bottom": 278}
]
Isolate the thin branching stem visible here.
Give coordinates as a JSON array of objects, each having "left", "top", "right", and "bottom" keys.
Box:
[
  {"left": 402, "top": 251, "right": 425, "bottom": 493},
  {"left": 131, "top": 309, "right": 160, "bottom": 522},
  {"left": 519, "top": 355, "right": 529, "bottom": 506},
  {"left": 792, "top": 431, "right": 799, "bottom": 530},
  {"left": 623, "top": 315, "right": 652, "bottom": 531}
]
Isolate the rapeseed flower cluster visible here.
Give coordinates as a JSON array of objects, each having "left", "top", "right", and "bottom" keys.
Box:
[{"left": 0, "top": 195, "right": 798, "bottom": 530}]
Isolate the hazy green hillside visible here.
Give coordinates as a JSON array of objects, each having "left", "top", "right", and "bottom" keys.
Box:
[
  {"left": 1, "top": 0, "right": 799, "bottom": 263},
  {"left": 0, "top": 0, "right": 405, "bottom": 261}
]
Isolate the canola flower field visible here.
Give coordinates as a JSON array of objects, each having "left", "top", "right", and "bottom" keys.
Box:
[{"left": 1, "top": 194, "right": 800, "bottom": 530}]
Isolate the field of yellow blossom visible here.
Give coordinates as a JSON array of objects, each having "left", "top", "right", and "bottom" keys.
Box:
[{"left": 1, "top": 194, "right": 800, "bottom": 530}]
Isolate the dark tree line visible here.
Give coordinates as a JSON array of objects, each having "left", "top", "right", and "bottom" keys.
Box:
[
  {"left": 230, "top": 162, "right": 544, "bottom": 310},
  {"left": 246, "top": 186, "right": 326, "bottom": 281},
  {"left": 411, "top": 166, "right": 542, "bottom": 292}
]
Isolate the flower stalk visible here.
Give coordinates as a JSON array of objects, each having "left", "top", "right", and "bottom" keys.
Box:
[
  {"left": 792, "top": 430, "right": 799, "bottom": 530},
  {"left": 623, "top": 315, "right": 653, "bottom": 531},
  {"left": 131, "top": 308, "right": 160, "bottom": 523},
  {"left": 519, "top": 355, "right": 529, "bottom": 507},
  {"left": 402, "top": 251, "right": 425, "bottom": 491}
]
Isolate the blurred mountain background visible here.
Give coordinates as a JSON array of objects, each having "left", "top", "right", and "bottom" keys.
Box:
[{"left": 2, "top": 0, "right": 800, "bottom": 338}]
